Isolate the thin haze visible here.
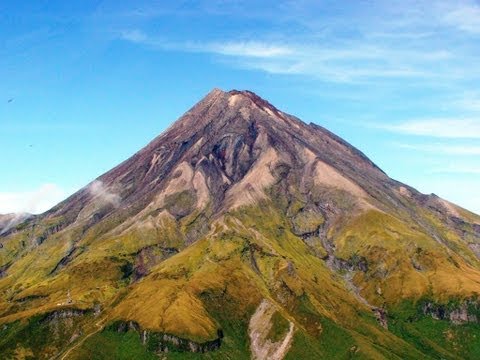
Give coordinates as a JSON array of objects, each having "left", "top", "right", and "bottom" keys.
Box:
[{"left": 0, "top": 0, "right": 479, "bottom": 214}]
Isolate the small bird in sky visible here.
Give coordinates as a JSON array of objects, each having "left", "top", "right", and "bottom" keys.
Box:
[{"left": 7, "top": 98, "right": 14, "bottom": 103}]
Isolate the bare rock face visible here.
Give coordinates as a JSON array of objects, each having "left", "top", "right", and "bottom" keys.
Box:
[
  {"left": 113, "top": 321, "right": 223, "bottom": 353},
  {"left": 5, "top": 89, "right": 476, "bottom": 250},
  {"left": 24, "top": 88, "right": 393, "bottom": 237},
  {"left": 423, "top": 301, "right": 479, "bottom": 325},
  {"left": 248, "top": 299, "right": 295, "bottom": 360}
]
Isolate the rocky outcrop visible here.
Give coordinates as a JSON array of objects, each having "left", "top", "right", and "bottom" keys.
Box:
[
  {"left": 14, "top": 294, "right": 48, "bottom": 303},
  {"left": 113, "top": 321, "right": 223, "bottom": 353},
  {"left": 330, "top": 254, "right": 369, "bottom": 273},
  {"left": 148, "top": 332, "right": 222, "bottom": 353},
  {"left": 474, "top": 223, "right": 480, "bottom": 235},
  {"left": 373, "top": 308, "right": 388, "bottom": 329},
  {"left": 132, "top": 245, "right": 179, "bottom": 281},
  {"left": 422, "top": 300, "right": 479, "bottom": 324},
  {"left": 41, "top": 308, "right": 88, "bottom": 322},
  {"left": 38, "top": 308, "right": 89, "bottom": 344},
  {"left": 33, "top": 220, "right": 67, "bottom": 246},
  {"left": 49, "top": 246, "right": 79, "bottom": 275},
  {"left": 0, "top": 262, "right": 11, "bottom": 278}
]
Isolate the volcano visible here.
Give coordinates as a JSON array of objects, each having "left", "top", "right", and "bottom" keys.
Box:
[{"left": 1, "top": 89, "right": 480, "bottom": 359}]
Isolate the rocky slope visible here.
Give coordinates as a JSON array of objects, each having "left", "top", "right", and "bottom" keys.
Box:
[{"left": 1, "top": 89, "right": 480, "bottom": 359}]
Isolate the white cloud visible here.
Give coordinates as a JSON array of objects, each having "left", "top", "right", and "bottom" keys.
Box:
[
  {"left": 397, "top": 143, "right": 480, "bottom": 155},
  {"left": 0, "top": 183, "right": 67, "bottom": 215},
  {"left": 119, "top": 33, "right": 454, "bottom": 82},
  {"left": 119, "top": 29, "right": 147, "bottom": 43},
  {"left": 381, "top": 119, "right": 480, "bottom": 138},
  {"left": 430, "top": 166, "right": 480, "bottom": 175},
  {"left": 113, "top": 0, "right": 480, "bottom": 84},
  {"left": 206, "top": 41, "right": 292, "bottom": 58},
  {"left": 88, "top": 180, "right": 121, "bottom": 207},
  {"left": 443, "top": 2, "right": 480, "bottom": 34},
  {"left": 118, "top": 32, "right": 292, "bottom": 59},
  {"left": 0, "top": 181, "right": 121, "bottom": 218},
  {"left": 0, "top": 213, "right": 31, "bottom": 235},
  {"left": 111, "top": 0, "right": 480, "bottom": 84}
]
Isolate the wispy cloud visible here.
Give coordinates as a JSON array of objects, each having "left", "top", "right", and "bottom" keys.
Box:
[
  {"left": 397, "top": 143, "right": 480, "bottom": 155},
  {"left": 113, "top": 1, "right": 480, "bottom": 83},
  {"left": 88, "top": 180, "right": 121, "bottom": 207},
  {"left": 442, "top": 2, "right": 480, "bottom": 34},
  {"left": 0, "top": 183, "right": 67, "bottom": 214},
  {"left": 381, "top": 119, "right": 480, "bottom": 138},
  {"left": 118, "top": 30, "right": 292, "bottom": 58},
  {"left": 120, "top": 29, "right": 147, "bottom": 43},
  {"left": 430, "top": 166, "right": 480, "bottom": 175},
  {"left": 206, "top": 41, "right": 292, "bottom": 58},
  {"left": 118, "top": 32, "right": 454, "bottom": 82}
]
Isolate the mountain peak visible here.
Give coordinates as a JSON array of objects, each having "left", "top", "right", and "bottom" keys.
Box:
[
  {"left": 205, "top": 87, "right": 226, "bottom": 99},
  {"left": 227, "top": 89, "right": 283, "bottom": 118},
  {"left": 43, "top": 86, "right": 390, "bottom": 225},
  {"left": 162, "top": 88, "right": 288, "bottom": 143},
  {"left": 200, "top": 88, "right": 283, "bottom": 118}
]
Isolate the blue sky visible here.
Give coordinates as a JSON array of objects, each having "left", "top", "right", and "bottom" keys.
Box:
[{"left": 1, "top": 0, "right": 479, "bottom": 214}]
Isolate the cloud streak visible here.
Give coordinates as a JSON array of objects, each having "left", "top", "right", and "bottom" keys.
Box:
[
  {"left": 120, "top": 29, "right": 147, "bottom": 43},
  {"left": 118, "top": 33, "right": 455, "bottom": 82},
  {"left": 381, "top": 119, "right": 480, "bottom": 138},
  {"left": 443, "top": 2, "right": 480, "bottom": 34},
  {"left": 397, "top": 143, "right": 480, "bottom": 155},
  {"left": 119, "top": 30, "right": 292, "bottom": 58},
  {"left": 206, "top": 41, "right": 292, "bottom": 58},
  {"left": 430, "top": 166, "right": 480, "bottom": 175}
]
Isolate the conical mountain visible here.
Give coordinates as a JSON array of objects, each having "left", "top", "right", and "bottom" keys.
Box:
[{"left": 1, "top": 89, "right": 480, "bottom": 359}]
